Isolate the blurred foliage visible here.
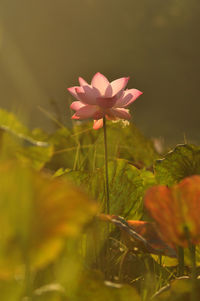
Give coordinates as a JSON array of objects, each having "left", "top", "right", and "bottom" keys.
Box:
[
  {"left": 0, "top": 160, "right": 97, "bottom": 276},
  {"left": 0, "top": 108, "right": 53, "bottom": 169},
  {"left": 1, "top": 108, "right": 200, "bottom": 300},
  {"left": 152, "top": 277, "right": 200, "bottom": 301},
  {"left": 47, "top": 121, "right": 158, "bottom": 172},
  {"left": 155, "top": 144, "right": 200, "bottom": 185}
]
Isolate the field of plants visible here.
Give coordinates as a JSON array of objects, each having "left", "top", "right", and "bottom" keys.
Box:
[{"left": 1, "top": 100, "right": 200, "bottom": 301}]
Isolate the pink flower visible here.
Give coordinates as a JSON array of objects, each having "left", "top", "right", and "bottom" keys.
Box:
[{"left": 68, "top": 72, "right": 143, "bottom": 130}]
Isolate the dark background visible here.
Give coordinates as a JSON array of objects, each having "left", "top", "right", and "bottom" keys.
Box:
[{"left": 0, "top": 0, "right": 199, "bottom": 145}]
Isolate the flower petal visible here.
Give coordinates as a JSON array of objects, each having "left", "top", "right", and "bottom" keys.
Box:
[
  {"left": 78, "top": 77, "right": 88, "bottom": 86},
  {"left": 96, "top": 96, "right": 117, "bottom": 109},
  {"left": 91, "top": 72, "right": 110, "bottom": 96},
  {"left": 93, "top": 119, "right": 103, "bottom": 130},
  {"left": 115, "top": 89, "right": 143, "bottom": 108},
  {"left": 68, "top": 86, "right": 83, "bottom": 101},
  {"left": 96, "top": 90, "right": 123, "bottom": 109},
  {"left": 110, "top": 77, "right": 129, "bottom": 96},
  {"left": 71, "top": 114, "right": 80, "bottom": 120},
  {"left": 72, "top": 105, "right": 103, "bottom": 120},
  {"left": 75, "top": 86, "right": 98, "bottom": 105},
  {"left": 70, "top": 101, "right": 86, "bottom": 111},
  {"left": 108, "top": 108, "right": 131, "bottom": 120}
]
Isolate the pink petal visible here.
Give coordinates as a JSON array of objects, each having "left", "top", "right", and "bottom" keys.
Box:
[
  {"left": 78, "top": 77, "right": 88, "bottom": 86},
  {"left": 93, "top": 119, "right": 103, "bottom": 130},
  {"left": 115, "top": 89, "right": 143, "bottom": 108},
  {"left": 110, "top": 77, "right": 129, "bottom": 96},
  {"left": 104, "top": 85, "right": 113, "bottom": 97},
  {"left": 72, "top": 114, "right": 80, "bottom": 120},
  {"left": 70, "top": 101, "right": 86, "bottom": 111},
  {"left": 68, "top": 86, "right": 83, "bottom": 101},
  {"left": 96, "top": 96, "right": 117, "bottom": 109},
  {"left": 75, "top": 86, "right": 98, "bottom": 105},
  {"left": 72, "top": 105, "right": 103, "bottom": 120},
  {"left": 109, "top": 108, "right": 131, "bottom": 120},
  {"left": 91, "top": 72, "right": 110, "bottom": 96}
]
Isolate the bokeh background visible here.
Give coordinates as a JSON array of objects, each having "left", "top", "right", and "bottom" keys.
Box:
[{"left": 0, "top": 0, "right": 199, "bottom": 145}]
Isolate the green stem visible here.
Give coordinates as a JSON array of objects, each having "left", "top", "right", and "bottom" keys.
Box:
[
  {"left": 189, "top": 244, "right": 197, "bottom": 301},
  {"left": 184, "top": 227, "right": 197, "bottom": 279},
  {"left": 159, "top": 255, "right": 162, "bottom": 267},
  {"left": 184, "top": 226, "right": 197, "bottom": 301},
  {"left": 189, "top": 244, "right": 196, "bottom": 280},
  {"left": 103, "top": 117, "right": 110, "bottom": 215},
  {"left": 177, "top": 247, "right": 184, "bottom": 277}
]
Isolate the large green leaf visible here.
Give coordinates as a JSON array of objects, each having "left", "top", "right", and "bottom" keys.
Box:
[
  {"left": 155, "top": 144, "right": 200, "bottom": 185},
  {"left": 63, "top": 159, "right": 156, "bottom": 220},
  {"left": 105, "top": 121, "right": 158, "bottom": 168}
]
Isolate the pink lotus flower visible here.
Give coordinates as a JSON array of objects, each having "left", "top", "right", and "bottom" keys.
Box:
[{"left": 68, "top": 72, "right": 143, "bottom": 130}]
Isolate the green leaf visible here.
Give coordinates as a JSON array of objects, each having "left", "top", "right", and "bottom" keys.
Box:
[
  {"left": 47, "top": 127, "right": 81, "bottom": 171},
  {"left": 64, "top": 159, "right": 156, "bottom": 220},
  {"left": 0, "top": 108, "right": 29, "bottom": 135},
  {"left": 0, "top": 159, "right": 97, "bottom": 277},
  {"left": 0, "top": 109, "right": 53, "bottom": 169},
  {"left": 155, "top": 144, "right": 200, "bottom": 185},
  {"left": 0, "top": 279, "right": 23, "bottom": 301},
  {"left": 105, "top": 121, "right": 159, "bottom": 168}
]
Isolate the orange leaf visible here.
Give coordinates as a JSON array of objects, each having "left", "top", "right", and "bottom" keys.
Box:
[{"left": 145, "top": 175, "right": 200, "bottom": 247}]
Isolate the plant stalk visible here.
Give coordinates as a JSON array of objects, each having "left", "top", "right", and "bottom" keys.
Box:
[
  {"left": 184, "top": 226, "right": 197, "bottom": 301},
  {"left": 177, "top": 246, "right": 184, "bottom": 276},
  {"left": 189, "top": 243, "right": 197, "bottom": 301},
  {"left": 103, "top": 117, "right": 110, "bottom": 215},
  {"left": 189, "top": 244, "right": 196, "bottom": 280}
]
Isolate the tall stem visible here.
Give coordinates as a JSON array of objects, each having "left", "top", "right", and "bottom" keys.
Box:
[
  {"left": 189, "top": 244, "right": 196, "bottom": 280},
  {"left": 103, "top": 117, "right": 110, "bottom": 215},
  {"left": 184, "top": 227, "right": 197, "bottom": 279},
  {"left": 184, "top": 226, "right": 197, "bottom": 301},
  {"left": 189, "top": 244, "right": 197, "bottom": 301},
  {"left": 177, "top": 247, "right": 184, "bottom": 277}
]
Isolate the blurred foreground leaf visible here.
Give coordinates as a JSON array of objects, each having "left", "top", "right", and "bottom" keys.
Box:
[
  {"left": 155, "top": 144, "right": 200, "bottom": 185},
  {"left": 75, "top": 270, "right": 141, "bottom": 301},
  {"left": 0, "top": 160, "right": 97, "bottom": 278}
]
